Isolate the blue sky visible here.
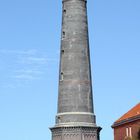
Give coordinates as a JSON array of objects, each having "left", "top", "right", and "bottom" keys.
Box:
[{"left": 0, "top": 0, "right": 140, "bottom": 140}]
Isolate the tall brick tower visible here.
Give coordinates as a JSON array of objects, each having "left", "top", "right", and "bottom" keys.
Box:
[{"left": 50, "top": 0, "right": 101, "bottom": 139}]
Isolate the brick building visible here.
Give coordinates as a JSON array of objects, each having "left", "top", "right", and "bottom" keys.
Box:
[{"left": 112, "top": 103, "right": 140, "bottom": 140}]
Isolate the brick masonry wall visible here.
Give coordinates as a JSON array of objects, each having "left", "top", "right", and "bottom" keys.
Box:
[{"left": 114, "top": 119, "right": 140, "bottom": 140}]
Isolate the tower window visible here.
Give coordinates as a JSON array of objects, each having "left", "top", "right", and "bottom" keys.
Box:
[
  {"left": 57, "top": 116, "right": 61, "bottom": 123},
  {"left": 63, "top": 9, "right": 66, "bottom": 14},
  {"left": 62, "top": 31, "right": 66, "bottom": 39},
  {"left": 62, "top": 31, "right": 65, "bottom": 38},
  {"left": 61, "top": 49, "right": 64, "bottom": 54},
  {"left": 60, "top": 72, "right": 64, "bottom": 81}
]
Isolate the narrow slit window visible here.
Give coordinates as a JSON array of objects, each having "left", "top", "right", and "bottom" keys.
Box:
[
  {"left": 60, "top": 72, "right": 64, "bottom": 81},
  {"left": 62, "top": 31, "right": 65, "bottom": 38},
  {"left": 126, "top": 128, "right": 129, "bottom": 137},
  {"left": 61, "top": 50, "right": 64, "bottom": 54},
  {"left": 57, "top": 116, "right": 61, "bottom": 123},
  {"left": 63, "top": 9, "right": 66, "bottom": 14},
  {"left": 129, "top": 127, "right": 132, "bottom": 137}
]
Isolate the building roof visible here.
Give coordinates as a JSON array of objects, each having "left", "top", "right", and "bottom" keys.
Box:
[{"left": 112, "top": 103, "right": 140, "bottom": 128}]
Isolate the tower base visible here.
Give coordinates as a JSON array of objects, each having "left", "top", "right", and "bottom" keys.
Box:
[{"left": 50, "top": 126, "right": 101, "bottom": 140}]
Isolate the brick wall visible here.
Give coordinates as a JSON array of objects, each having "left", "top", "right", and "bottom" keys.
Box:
[{"left": 114, "top": 119, "right": 140, "bottom": 140}]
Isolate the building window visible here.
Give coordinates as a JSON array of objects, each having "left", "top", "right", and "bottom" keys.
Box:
[
  {"left": 129, "top": 127, "right": 132, "bottom": 137},
  {"left": 126, "top": 127, "right": 132, "bottom": 137},
  {"left": 126, "top": 128, "right": 129, "bottom": 137}
]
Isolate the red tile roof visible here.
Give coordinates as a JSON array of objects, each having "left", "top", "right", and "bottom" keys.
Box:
[{"left": 115, "top": 103, "right": 140, "bottom": 123}]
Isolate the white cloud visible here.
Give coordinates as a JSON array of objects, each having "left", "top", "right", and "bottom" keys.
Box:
[
  {"left": 19, "top": 56, "right": 48, "bottom": 64},
  {"left": 12, "top": 69, "right": 44, "bottom": 80},
  {"left": 15, "top": 69, "right": 44, "bottom": 75},
  {"left": 1, "top": 84, "right": 17, "bottom": 89},
  {"left": 46, "top": 58, "right": 58, "bottom": 62},
  {"left": 0, "top": 48, "right": 58, "bottom": 87},
  {"left": 13, "top": 74, "right": 40, "bottom": 80},
  {"left": 0, "top": 49, "right": 37, "bottom": 55}
]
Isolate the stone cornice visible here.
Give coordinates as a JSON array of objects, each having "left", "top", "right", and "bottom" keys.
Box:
[
  {"left": 50, "top": 126, "right": 102, "bottom": 133},
  {"left": 63, "top": 0, "right": 87, "bottom": 3}
]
